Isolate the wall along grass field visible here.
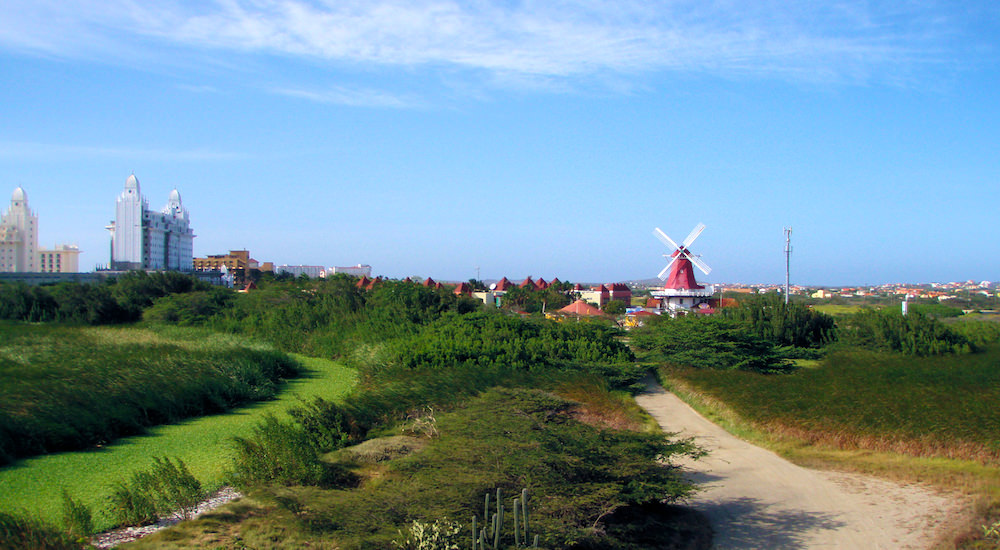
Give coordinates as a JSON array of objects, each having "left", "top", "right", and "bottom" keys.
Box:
[{"left": 0, "top": 350, "right": 356, "bottom": 532}]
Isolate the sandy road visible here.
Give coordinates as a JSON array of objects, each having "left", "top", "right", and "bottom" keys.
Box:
[{"left": 635, "top": 379, "right": 968, "bottom": 549}]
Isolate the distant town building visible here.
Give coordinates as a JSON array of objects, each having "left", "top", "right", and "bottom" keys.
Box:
[
  {"left": 38, "top": 245, "right": 81, "bottom": 273},
  {"left": 327, "top": 264, "right": 372, "bottom": 278},
  {"left": 276, "top": 265, "right": 324, "bottom": 278},
  {"left": 106, "top": 174, "right": 195, "bottom": 271},
  {"left": 0, "top": 187, "right": 38, "bottom": 272},
  {"left": 195, "top": 249, "right": 254, "bottom": 272}
]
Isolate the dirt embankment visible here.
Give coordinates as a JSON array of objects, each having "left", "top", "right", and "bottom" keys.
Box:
[{"left": 635, "top": 379, "right": 969, "bottom": 549}]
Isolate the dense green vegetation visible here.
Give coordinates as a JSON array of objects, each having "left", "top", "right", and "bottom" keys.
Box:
[
  {"left": 0, "top": 271, "right": 210, "bottom": 324},
  {"left": 836, "top": 308, "right": 974, "bottom": 355},
  {"left": 133, "top": 385, "right": 705, "bottom": 550},
  {"left": 720, "top": 294, "right": 835, "bottom": 348},
  {"left": 1, "top": 276, "right": 702, "bottom": 548},
  {"left": 0, "top": 323, "right": 299, "bottom": 464}
]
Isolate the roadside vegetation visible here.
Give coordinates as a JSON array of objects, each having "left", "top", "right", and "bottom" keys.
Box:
[
  {"left": 0, "top": 354, "right": 355, "bottom": 532},
  {"left": 0, "top": 322, "right": 299, "bottom": 464},
  {"left": 633, "top": 293, "right": 1000, "bottom": 548},
  {"left": 0, "top": 275, "right": 705, "bottom": 549}
]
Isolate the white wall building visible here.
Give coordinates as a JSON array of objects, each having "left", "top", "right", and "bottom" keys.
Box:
[
  {"left": 106, "top": 174, "right": 195, "bottom": 271},
  {"left": 276, "top": 265, "right": 325, "bottom": 278},
  {"left": 0, "top": 187, "right": 38, "bottom": 273},
  {"left": 328, "top": 264, "right": 372, "bottom": 278}
]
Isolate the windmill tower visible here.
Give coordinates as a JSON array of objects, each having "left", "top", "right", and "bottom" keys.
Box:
[{"left": 651, "top": 223, "right": 715, "bottom": 315}]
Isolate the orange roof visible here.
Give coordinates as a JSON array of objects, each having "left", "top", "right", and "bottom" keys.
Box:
[
  {"left": 423, "top": 277, "right": 436, "bottom": 287},
  {"left": 535, "top": 277, "right": 548, "bottom": 289},
  {"left": 356, "top": 275, "right": 371, "bottom": 289},
  {"left": 558, "top": 300, "right": 605, "bottom": 316},
  {"left": 519, "top": 276, "right": 535, "bottom": 288},
  {"left": 454, "top": 282, "right": 472, "bottom": 295},
  {"left": 495, "top": 277, "right": 514, "bottom": 291}
]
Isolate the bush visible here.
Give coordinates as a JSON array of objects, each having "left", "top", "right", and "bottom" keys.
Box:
[
  {"left": 721, "top": 294, "right": 835, "bottom": 348},
  {"left": 380, "top": 311, "right": 637, "bottom": 386},
  {"left": 838, "top": 308, "right": 974, "bottom": 356},
  {"left": 60, "top": 490, "right": 93, "bottom": 537},
  {"left": 603, "top": 299, "right": 627, "bottom": 315},
  {"left": 107, "top": 456, "right": 205, "bottom": 526},
  {"left": 631, "top": 315, "right": 794, "bottom": 373},
  {"left": 228, "top": 415, "right": 353, "bottom": 489},
  {"left": 0, "top": 511, "right": 81, "bottom": 550}
]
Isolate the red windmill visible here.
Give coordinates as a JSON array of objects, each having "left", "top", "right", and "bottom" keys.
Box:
[{"left": 653, "top": 223, "right": 712, "bottom": 289}]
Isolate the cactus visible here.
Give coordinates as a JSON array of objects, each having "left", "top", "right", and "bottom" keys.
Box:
[
  {"left": 521, "top": 488, "right": 529, "bottom": 543},
  {"left": 471, "top": 487, "right": 537, "bottom": 548},
  {"left": 513, "top": 499, "right": 520, "bottom": 546}
]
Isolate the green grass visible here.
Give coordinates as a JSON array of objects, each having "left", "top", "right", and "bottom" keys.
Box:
[
  {"left": 812, "top": 304, "right": 865, "bottom": 316},
  {"left": 0, "top": 323, "right": 301, "bottom": 463},
  {"left": 662, "top": 347, "right": 1000, "bottom": 462},
  {"left": 0, "top": 354, "right": 356, "bottom": 532}
]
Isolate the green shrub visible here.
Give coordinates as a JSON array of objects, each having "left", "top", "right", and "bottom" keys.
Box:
[
  {"left": 228, "top": 415, "right": 353, "bottom": 489},
  {"left": 60, "top": 490, "right": 93, "bottom": 537},
  {"left": 632, "top": 315, "right": 794, "bottom": 373},
  {"left": 284, "top": 387, "right": 702, "bottom": 549},
  {"left": 0, "top": 511, "right": 81, "bottom": 550},
  {"left": 108, "top": 481, "right": 158, "bottom": 527},
  {"left": 107, "top": 456, "right": 205, "bottom": 526},
  {"left": 838, "top": 308, "right": 973, "bottom": 356},
  {"left": 721, "top": 293, "right": 836, "bottom": 348}
]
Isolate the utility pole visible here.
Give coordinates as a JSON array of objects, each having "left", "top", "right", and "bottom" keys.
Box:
[{"left": 784, "top": 227, "right": 792, "bottom": 305}]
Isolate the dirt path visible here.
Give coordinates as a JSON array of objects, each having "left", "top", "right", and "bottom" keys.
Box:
[{"left": 635, "top": 379, "right": 968, "bottom": 549}]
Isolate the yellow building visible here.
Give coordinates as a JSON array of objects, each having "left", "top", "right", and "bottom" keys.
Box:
[
  {"left": 193, "top": 250, "right": 273, "bottom": 272},
  {"left": 38, "top": 245, "right": 81, "bottom": 273}
]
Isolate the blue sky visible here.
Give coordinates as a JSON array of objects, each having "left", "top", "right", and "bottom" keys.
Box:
[{"left": 1, "top": 1, "right": 997, "bottom": 285}]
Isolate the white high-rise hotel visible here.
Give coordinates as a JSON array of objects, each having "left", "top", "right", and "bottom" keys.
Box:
[
  {"left": 0, "top": 187, "right": 38, "bottom": 272},
  {"left": 1, "top": 187, "right": 81, "bottom": 273},
  {"left": 107, "top": 174, "right": 195, "bottom": 271}
]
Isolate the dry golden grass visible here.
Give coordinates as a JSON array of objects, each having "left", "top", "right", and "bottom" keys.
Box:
[{"left": 554, "top": 376, "right": 651, "bottom": 432}]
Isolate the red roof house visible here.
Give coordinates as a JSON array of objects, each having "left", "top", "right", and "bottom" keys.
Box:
[
  {"left": 494, "top": 277, "right": 515, "bottom": 291},
  {"left": 558, "top": 300, "right": 605, "bottom": 316}
]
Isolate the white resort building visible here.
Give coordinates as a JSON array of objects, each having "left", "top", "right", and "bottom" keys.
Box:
[
  {"left": 0, "top": 187, "right": 38, "bottom": 272},
  {"left": 106, "top": 174, "right": 195, "bottom": 271}
]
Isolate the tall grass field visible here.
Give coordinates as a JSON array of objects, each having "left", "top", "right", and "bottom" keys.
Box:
[
  {"left": 0, "top": 323, "right": 303, "bottom": 463},
  {"left": 661, "top": 346, "right": 1000, "bottom": 464},
  {"left": 0, "top": 323, "right": 356, "bottom": 531}
]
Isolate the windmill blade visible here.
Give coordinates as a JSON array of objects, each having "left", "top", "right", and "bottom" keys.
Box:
[
  {"left": 653, "top": 228, "right": 679, "bottom": 250},
  {"left": 681, "top": 223, "right": 706, "bottom": 248},
  {"left": 657, "top": 256, "right": 678, "bottom": 280},
  {"left": 688, "top": 253, "right": 712, "bottom": 276}
]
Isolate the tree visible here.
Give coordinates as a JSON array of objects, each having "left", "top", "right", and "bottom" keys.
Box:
[{"left": 603, "top": 300, "right": 627, "bottom": 315}]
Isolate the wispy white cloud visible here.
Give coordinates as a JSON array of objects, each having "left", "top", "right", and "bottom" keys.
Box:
[
  {"left": 271, "top": 84, "right": 423, "bottom": 108},
  {"left": 0, "top": 141, "right": 245, "bottom": 162},
  {"left": 0, "top": 1, "right": 983, "bottom": 87}
]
